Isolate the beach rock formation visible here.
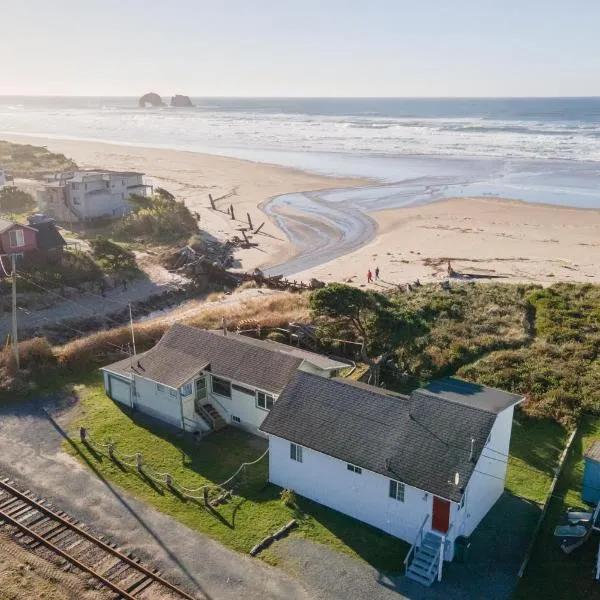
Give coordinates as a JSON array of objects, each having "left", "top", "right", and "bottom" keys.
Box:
[
  {"left": 139, "top": 92, "right": 165, "bottom": 108},
  {"left": 171, "top": 94, "right": 193, "bottom": 107}
]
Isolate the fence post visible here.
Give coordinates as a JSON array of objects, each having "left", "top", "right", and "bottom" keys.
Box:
[
  {"left": 79, "top": 427, "right": 87, "bottom": 443},
  {"left": 230, "top": 204, "right": 235, "bottom": 220},
  {"left": 203, "top": 487, "right": 209, "bottom": 507},
  {"left": 136, "top": 453, "right": 144, "bottom": 473},
  {"left": 108, "top": 442, "right": 116, "bottom": 462},
  {"left": 165, "top": 473, "right": 173, "bottom": 487}
]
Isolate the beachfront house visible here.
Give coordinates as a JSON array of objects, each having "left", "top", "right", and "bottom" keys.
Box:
[
  {"left": 36, "top": 170, "right": 150, "bottom": 223},
  {"left": 100, "top": 323, "right": 347, "bottom": 435},
  {"left": 260, "top": 373, "right": 523, "bottom": 586}
]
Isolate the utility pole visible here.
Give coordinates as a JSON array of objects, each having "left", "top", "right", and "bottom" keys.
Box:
[
  {"left": 128, "top": 303, "right": 136, "bottom": 356},
  {"left": 11, "top": 254, "right": 19, "bottom": 369}
]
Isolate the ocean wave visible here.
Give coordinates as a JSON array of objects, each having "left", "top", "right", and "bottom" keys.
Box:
[{"left": 1, "top": 104, "right": 600, "bottom": 163}]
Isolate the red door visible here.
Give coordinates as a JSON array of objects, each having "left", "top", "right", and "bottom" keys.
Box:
[{"left": 432, "top": 496, "right": 450, "bottom": 533}]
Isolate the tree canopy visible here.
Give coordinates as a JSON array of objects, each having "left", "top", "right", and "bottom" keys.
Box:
[{"left": 309, "top": 283, "right": 427, "bottom": 369}]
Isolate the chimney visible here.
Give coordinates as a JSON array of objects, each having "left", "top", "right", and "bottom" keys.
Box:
[
  {"left": 469, "top": 438, "right": 475, "bottom": 462},
  {"left": 222, "top": 317, "right": 228, "bottom": 337}
]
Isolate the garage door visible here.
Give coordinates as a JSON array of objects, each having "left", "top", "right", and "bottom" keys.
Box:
[{"left": 109, "top": 376, "right": 131, "bottom": 405}]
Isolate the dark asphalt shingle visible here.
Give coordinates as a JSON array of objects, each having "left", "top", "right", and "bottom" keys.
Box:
[
  {"left": 103, "top": 323, "right": 303, "bottom": 391},
  {"left": 261, "top": 372, "right": 521, "bottom": 502}
]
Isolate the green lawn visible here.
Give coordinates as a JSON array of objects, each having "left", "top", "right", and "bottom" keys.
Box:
[
  {"left": 514, "top": 414, "right": 600, "bottom": 600},
  {"left": 65, "top": 375, "right": 408, "bottom": 572},
  {"left": 515, "top": 416, "right": 600, "bottom": 600},
  {"left": 506, "top": 414, "right": 569, "bottom": 504}
]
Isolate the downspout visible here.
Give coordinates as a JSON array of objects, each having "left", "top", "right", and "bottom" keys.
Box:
[{"left": 178, "top": 388, "right": 185, "bottom": 430}]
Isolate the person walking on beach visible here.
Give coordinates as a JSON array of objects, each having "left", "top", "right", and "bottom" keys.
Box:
[
  {"left": 367, "top": 269, "right": 373, "bottom": 283},
  {"left": 375, "top": 266, "right": 380, "bottom": 280}
]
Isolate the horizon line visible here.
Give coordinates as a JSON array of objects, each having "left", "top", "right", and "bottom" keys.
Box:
[{"left": 1, "top": 94, "right": 600, "bottom": 100}]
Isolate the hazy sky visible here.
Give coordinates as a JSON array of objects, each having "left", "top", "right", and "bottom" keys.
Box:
[{"left": 2, "top": 0, "right": 599, "bottom": 97}]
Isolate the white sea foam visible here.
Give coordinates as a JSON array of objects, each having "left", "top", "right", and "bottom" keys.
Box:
[{"left": 1, "top": 104, "right": 600, "bottom": 163}]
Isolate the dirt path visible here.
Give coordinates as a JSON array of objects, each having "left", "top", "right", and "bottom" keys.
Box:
[{"left": 0, "top": 258, "right": 189, "bottom": 339}]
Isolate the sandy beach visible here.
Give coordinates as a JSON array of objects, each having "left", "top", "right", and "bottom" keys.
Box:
[{"left": 4, "top": 134, "right": 600, "bottom": 287}]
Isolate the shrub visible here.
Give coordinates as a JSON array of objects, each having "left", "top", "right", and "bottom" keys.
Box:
[
  {"left": 90, "top": 237, "right": 137, "bottom": 274},
  {"left": 280, "top": 488, "right": 297, "bottom": 508},
  {"left": 266, "top": 331, "right": 287, "bottom": 343},
  {"left": 0, "top": 186, "right": 35, "bottom": 212},
  {"left": 111, "top": 193, "right": 197, "bottom": 244}
]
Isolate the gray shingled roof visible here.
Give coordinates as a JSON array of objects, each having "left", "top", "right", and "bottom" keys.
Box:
[
  {"left": 210, "top": 330, "right": 348, "bottom": 371},
  {"left": 260, "top": 373, "right": 522, "bottom": 502},
  {"left": 418, "top": 377, "right": 523, "bottom": 414},
  {"left": 102, "top": 324, "right": 302, "bottom": 391}
]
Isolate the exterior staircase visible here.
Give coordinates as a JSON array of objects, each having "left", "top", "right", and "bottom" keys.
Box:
[
  {"left": 406, "top": 532, "right": 442, "bottom": 587},
  {"left": 201, "top": 403, "right": 227, "bottom": 431}
]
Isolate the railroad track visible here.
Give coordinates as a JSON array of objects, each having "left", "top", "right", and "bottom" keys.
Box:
[{"left": 0, "top": 477, "right": 200, "bottom": 599}]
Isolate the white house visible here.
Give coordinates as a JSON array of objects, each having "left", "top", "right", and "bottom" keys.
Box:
[
  {"left": 36, "top": 170, "right": 150, "bottom": 222},
  {"left": 100, "top": 324, "right": 347, "bottom": 437},
  {"left": 259, "top": 373, "right": 523, "bottom": 586}
]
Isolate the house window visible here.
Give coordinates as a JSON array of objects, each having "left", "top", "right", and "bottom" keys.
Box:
[
  {"left": 389, "top": 479, "right": 405, "bottom": 502},
  {"left": 169, "top": 389, "right": 178, "bottom": 397},
  {"left": 180, "top": 382, "right": 193, "bottom": 396},
  {"left": 157, "top": 383, "right": 166, "bottom": 392},
  {"left": 211, "top": 376, "right": 231, "bottom": 398},
  {"left": 257, "top": 391, "right": 274, "bottom": 411},
  {"left": 8, "top": 230, "right": 24, "bottom": 248},
  {"left": 232, "top": 415, "right": 241, "bottom": 423},
  {"left": 232, "top": 383, "right": 254, "bottom": 396},
  {"left": 290, "top": 443, "right": 303, "bottom": 463},
  {"left": 347, "top": 464, "right": 362, "bottom": 474}
]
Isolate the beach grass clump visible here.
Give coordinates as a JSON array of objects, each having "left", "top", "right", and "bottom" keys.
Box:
[
  {"left": 459, "top": 283, "right": 600, "bottom": 427},
  {"left": 0, "top": 140, "right": 77, "bottom": 179},
  {"left": 0, "top": 186, "right": 36, "bottom": 213},
  {"left": 111, "top": 192, "right": 198, "bottom": 244}
]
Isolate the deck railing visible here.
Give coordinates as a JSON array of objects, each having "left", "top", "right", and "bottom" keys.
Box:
[{"left": 404, "top": 514, "right": 429, "bottom": 574}]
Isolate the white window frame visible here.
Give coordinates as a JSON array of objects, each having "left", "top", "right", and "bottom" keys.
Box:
[
  {"left": 157, "top": 383, "right": 166, "bottom": 392},
  {"left": 290, "top": 443, "right": 303, "bottom": 463},
  {"left": 256, "top": 390, "right": 274, "bottom": 411},
  {"left": 180, "top": 382, "right": 193, "bottom": 396},
  {"left": 231, "top": 415, "right": 241, "bottom": 423},
  {"left": 389, "top": 479, "right": 405, "bottom": 502},
  {"left": 8, "top": 229, "right": 24, "bottom": 248},
  {"left": 347, "top": 463, "right": 362, "bottom": 474}
]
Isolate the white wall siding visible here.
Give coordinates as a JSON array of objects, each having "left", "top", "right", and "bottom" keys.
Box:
[
  {"left": 456, "top": 406, "right": 515, "bottom": 537},
  {"left": 133, "top": 376, "right": 183, "bottom": 428},
  {"left": 268, "top": 434, "right": 433, "bottom": 544},
  {"left": 208, "top": 376, "right": 273, "bottom": 437}
]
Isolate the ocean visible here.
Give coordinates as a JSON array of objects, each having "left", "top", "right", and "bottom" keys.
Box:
[{"left": 1, "top": 96, "right": 600, "bottom": 211}]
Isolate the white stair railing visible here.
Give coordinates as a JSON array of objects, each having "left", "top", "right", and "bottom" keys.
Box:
[
  {"left": 438, "top": 524, "right": 453, "bottom": 582},
  {"left": 403, "top": 514, "right": 429, "bottom": 574}
]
